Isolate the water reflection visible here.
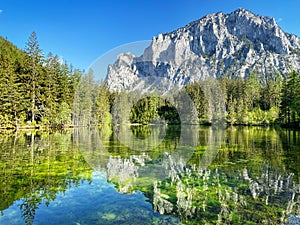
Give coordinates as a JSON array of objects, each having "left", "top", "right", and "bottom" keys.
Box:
[
  {"left": 0, "top": 131, "right": 92, "bottom": 225},
  {"left": 0, "top": 126, "right": 299, "bottom": 224},
  {"left": 76, "top": 125, "right": 300, "bottom": 224}
]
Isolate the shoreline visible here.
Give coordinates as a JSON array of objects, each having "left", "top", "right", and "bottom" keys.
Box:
[{"left": 0, "top": 122, "right": 298, "bottom": 132}]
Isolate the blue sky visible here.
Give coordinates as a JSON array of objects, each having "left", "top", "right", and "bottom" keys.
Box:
[{"left": 0, "top": 0, "right": 299, "bottom": 72}]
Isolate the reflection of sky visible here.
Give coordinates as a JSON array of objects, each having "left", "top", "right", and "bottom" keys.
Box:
[
  {"left": 0, "top": 171, "right": 180, "bottom": 225},
  {"left": 89, "top": 40, "right": 151, "bottom": 81}
]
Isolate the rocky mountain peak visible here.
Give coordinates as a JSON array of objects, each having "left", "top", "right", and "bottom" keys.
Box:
[{"left": 105, "top": 8, "right": 300, "bottom": 93}]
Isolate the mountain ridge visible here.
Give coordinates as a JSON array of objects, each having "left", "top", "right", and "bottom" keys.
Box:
[{"left": 106, "top": 8, "right": 300, "bottom": 92}]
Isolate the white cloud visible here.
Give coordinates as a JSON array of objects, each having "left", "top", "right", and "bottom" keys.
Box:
[
  {"left": 0, "top": 9, "right": 3, "bottom": 14},
  {"left": 277, "top": 18, "right": 283, "bottom": 23}
]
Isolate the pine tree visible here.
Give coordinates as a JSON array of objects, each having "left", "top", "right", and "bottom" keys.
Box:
[
  {"left": 73, "top": 69, "right": 94, "bottom": 126},
  {"left": 55, "top": 102, "right": 72, "bottom": 127},
  {"left": 0, "top": 38, "right": 26, "bottom": 127},
  {"left": 59, "top": 63, "right": 75, "bottom": 107},
  {"left": 95, "top": 82, "right": 112, "bottom": 125},
  {"left": 185, "top": 82, "right": 209, "bottom": 123},
  {"left": 270, "top": 73, "right": 282, "bottom": 109},
  {"left": 24, "top": 32, "right": 44, "bottom": 124},
  {"left": 245, "top": 71, "right": 261, "bottom": 111},
  {"left": 280, "top": 70, "right": 300, "bottom": 125},
  {"left": 227, "top": 96, "right": 237, "bottom": 125},
  {"left": 111, "top": 91, "right": 131, "bottom": 125},
  {"left": 260, "top": 74, "right": 282, "bottom": 111},
  {"left": 44, "top": 53, "right": 60, "bottom": 124}
]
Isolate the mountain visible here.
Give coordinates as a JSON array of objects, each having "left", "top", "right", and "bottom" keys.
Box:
[{"left": 105, "top": 8, "right": 300, "bottom": 92}]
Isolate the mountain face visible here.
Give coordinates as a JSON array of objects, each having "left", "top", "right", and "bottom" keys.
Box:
[{"left": 106, "top": 8, "right": 300, "bottom": 92}]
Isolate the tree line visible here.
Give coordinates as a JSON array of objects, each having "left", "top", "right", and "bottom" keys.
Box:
[
  {"left": 0, "top": 32, "right": 81, "bottom": 128},
  {"left": 77, "top": 69, "right": 300, "bottom": 128},
  {"left": 0, "top": 32, "right": 300, "bottom": 129}
]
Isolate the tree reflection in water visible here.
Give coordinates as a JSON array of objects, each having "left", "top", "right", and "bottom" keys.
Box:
[
  {"left": 99, "top": 126, "right": 300, "bottom": 224},
  {"left": 0, "top": 131, "right": 92, "bottom": 225},
  {"left": 0, "top": 126, "right": 299, "bottom": 225}
]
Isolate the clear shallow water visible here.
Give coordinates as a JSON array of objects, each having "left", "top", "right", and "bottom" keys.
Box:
[
  {"left": 0, "top": 126, "right": 299, "bottom": 224},
  {"left": 1, "top": 172, "right": 180, "bottom": 225}
]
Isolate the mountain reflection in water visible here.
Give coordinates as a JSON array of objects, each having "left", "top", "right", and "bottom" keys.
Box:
[{"left": 0, "top": 126, "right": 299, "bottom": 224}]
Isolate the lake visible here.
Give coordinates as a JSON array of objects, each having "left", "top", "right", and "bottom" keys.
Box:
[{"left": 0, "top": 125, "right": 299, "bottom": 225}]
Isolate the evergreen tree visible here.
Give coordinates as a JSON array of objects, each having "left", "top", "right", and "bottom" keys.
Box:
[
  {"left": 185, "top": 82, "right": 209, "bottom": 123},
  {"left": 73, "top": 69, "right": 96, "bottom": 127},
  {"left": 130, "top": 96, "right": 161, "bottom": 124},
  {"left": 55, "top": 102, "right": 72, "bottom": 128},
  {"left": 0, "top": 34, "right": 80, "bottom": 128},
  {"left": 1, "top": 33, "right": 300, "bottom": 129},
  {"left": 43, "top": 53, "right": 60, "bottom": 124},
  {"left": 95, "top": 82, "right": 111, "bottom": 125},
  {"left": 280, "top": 70, "right": 300, "bottom": 125},
  {"left": 269, "top": 73, "right": 282, "bottom": 109},
  {"left": 245, "top": 71, "right": 261, "bottom": 111},
  {"left": 260, "top": 74, "right": 282, "bottom": 110},
  {"left": 0, "top": 38, "right": 26, "bottom": 127},
  {"left": 111, "top": 91, "right": 131, "bottom": 125},
  {"left": 24, "top": 32, "right": 44, "bottom": 124},
  {"left": 227, "top": 96, "right": 237, "bottom": 125},
  {"left": 59, "top": 63, "right": 74, "bottom": 107}
]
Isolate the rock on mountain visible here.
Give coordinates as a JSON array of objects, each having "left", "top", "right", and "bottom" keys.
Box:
[{"left": 106, "top": 8, "right": 300, "bottom": 92}]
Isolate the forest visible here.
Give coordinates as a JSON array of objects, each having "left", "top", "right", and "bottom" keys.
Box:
[{"left": 0, "top": 32, "right": 300, "bottom": 129}]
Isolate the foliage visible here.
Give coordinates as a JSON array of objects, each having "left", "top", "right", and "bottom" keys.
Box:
[
  {"left": 0, "top": 33, "right": 81, "bottom": 128},
  {"left": 280, "top": 70, "right": 300, "bottom": 127},
  {"left": 54, "top": 102, "right": 72, "bottom": 127},
  {"left": 185, "top": 82, "right": 209, "bottom": 123},
  {"left": 0, "top": 33, "right": 299, "bottom": 128},
  {"left": 74, "top": 69, "right": 299, "bottom": 128}
]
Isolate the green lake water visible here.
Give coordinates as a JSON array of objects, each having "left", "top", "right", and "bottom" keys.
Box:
[{"left": 0, "top": 125, "right": 299, "bottom": 225}]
